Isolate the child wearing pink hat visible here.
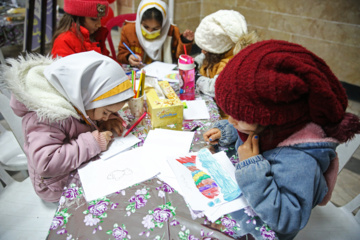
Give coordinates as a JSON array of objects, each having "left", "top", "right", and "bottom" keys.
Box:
[
  {"left": 203, "top": 40, "right": 360, "bottom": 239},
  {"left": 51, "top": 0, "right": 110, "bottom": 58}
]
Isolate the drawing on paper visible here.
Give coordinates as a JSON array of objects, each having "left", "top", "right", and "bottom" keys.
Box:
[
  {"left": 197, "top": 149, "right": 241, "bottom": 202},
  {"left": 176, "top": 155, "right": 220, "bottom": 199},
  {"left": 175, "top": 148, "right": 241, "bottom": 208},
  {"left": 107, "top": 168, "right": 132, "bottom": 181}
]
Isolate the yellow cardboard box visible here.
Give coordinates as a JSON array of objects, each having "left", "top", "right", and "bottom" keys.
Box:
[{"left": 145, "top": 81, "right": 183, "bottom": 130}]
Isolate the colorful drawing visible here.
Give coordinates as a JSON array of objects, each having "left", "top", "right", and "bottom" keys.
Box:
[
  {"left": 197, "top": 149, "right": 241, "bottom": 202},
  {"left": 165, "top": 73, "right": 180, "bottom": 81},
  {"left": 176, "top": 155, "right": 220, "bottom": 199}
]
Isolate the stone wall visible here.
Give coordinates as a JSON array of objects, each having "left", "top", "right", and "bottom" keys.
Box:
[
  {"left": 82, "top": 0, "right": 360, "bottom": 86},
  {"left": 196, "top": 0, "right": 359, "bottom": 86}
]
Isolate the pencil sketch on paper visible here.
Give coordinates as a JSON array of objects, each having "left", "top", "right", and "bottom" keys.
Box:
[{"left": 107, "top": 168, "right": 133, "bottom": 181}]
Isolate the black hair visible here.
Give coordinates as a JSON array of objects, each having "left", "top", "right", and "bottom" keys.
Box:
[{"left": 141, "top": 7, "right": 163, "bottom": 26}]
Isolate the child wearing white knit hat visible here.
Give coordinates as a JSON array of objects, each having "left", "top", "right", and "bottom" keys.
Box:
[{"left": 194, "top": 10, "right": 259, "bottom": 98}]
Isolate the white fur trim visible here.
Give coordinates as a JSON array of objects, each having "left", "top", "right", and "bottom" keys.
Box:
[{"left": 0, "top": 54, "right": 79, "bottom": 122}]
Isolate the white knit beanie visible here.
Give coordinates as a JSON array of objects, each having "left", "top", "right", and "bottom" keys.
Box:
[{"left": 195, "top": 10, "right": 248, "bottom": 54}]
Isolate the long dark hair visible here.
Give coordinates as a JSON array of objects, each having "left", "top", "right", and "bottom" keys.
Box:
[
  {"left": 51, "top": 13, "right": 85, "bottom": 47},
  {"left": 203, "top": 52, "right": 226, "bottom": 73},
  {"left": 141, "top": 7, "right": 163, "bottom": 26}
]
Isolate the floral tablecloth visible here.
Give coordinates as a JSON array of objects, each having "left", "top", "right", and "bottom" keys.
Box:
[{"left": 47, "top": 94, "right": 246, "bottom": 240}]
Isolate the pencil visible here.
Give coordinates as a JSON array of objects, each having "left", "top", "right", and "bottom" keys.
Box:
[
  {"left": 136, "top": 73, "right": 143, "bottom": 98},
  {"left": 131, "top": 70, "right": 134, "bottom": 89},
  {"left": 123, "top": 112, "right": 147, "bottom": 137},
  {"left": 123, "top": 42, "right": 141, "bottom": 62},
  {"left": 191, "top": 126, "right": 200, "bottom": 132},
  {"left": 136, "top": 70, "right": 146, "bottom": 98},
  {"left": 132, "top": 71, "right": 136, "bottom": 96},
  {"left": 140, "top": 69, "right": 145, "bottom": 97}
]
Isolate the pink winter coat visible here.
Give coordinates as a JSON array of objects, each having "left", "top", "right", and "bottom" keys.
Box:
[{"left": 10, "top": 96, "right": 101, "bottom": 202}]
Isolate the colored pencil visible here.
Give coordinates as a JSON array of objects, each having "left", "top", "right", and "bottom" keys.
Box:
[
  {"left": 140, "top": 69, "right": 145, "bottom": 97},
  {"left": 131, "top": 70, "right": 134, "bottom": 89},
  {"left": 132, "top": 71, "right": 136, "bottom": 96},
  {"left": 123, "top": 112, "right": 147, "bottom": 137},
  {"left": 136, "top": 70, "right": 146, "bottom": 98},
  {"left": 123, "top": 42, "right": 138, "bottom": 59},
  {"left": 123, "top": 42, "right": 143, "bottom": 65}
]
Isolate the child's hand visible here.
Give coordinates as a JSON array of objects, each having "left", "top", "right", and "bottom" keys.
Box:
[
  {"left": 182, "top": 29, "right": 194, "bottom": 42},
  {"left": 98, "top": 118, "right": 125, "bottom": 136},
  {"left": 237, "top": 132, "right": 259, "bottom": 161},
  {"left": 101, "top": 130, "right": 113, "bottom": 147},
  {"left": 129, "top": 54, "right": 142, "bottom": 67},
  {"left": 203, "top": 128, "right": 221, "bottom": 145}
]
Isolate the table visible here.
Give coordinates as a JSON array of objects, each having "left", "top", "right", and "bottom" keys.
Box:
[{"left": 47, "top": 94, "right": 241, "bottom": 240}]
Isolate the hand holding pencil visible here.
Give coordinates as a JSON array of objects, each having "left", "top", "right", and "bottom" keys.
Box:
[
  {"left": 128, "top": 54, "right": 142, "bottom": 67},
  {"left": 123, "top": 42, "right": 143, "bottom": 67}
]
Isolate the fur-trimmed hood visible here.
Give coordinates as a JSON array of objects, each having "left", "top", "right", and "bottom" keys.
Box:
[{"left": 0, "top": 54, "right": 79, "bottom": 122}]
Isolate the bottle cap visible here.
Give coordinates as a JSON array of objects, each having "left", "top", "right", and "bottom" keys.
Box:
[{"left": 178, "top": 54, "right": 195, "bottom": 70}]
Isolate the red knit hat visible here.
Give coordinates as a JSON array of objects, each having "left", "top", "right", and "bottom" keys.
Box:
[
  {"left": 215, "top": 40, "right": 360, "bottom": 144},
  {"left": 64, "top": 0, "right": 109, "bottom": 18}
]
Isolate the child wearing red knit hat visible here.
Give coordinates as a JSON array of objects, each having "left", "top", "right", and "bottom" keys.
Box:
[
  {"left": 51, "top": 0, "right": 110, "bottom": 58},
  {"left": 203, "top": 40, "right": 360, "bottom": 240}
]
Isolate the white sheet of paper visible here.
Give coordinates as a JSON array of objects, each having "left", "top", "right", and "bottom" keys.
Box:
[
  {"left": 204, "top": 196, "right": 249, "bottom": 222},
  {"left": 142, "top": 61, "right": 177, "bottom": 80},
  {"left": 99, "top": 133, "right": 141, "bottom": 160},
  {"left": 142, "top": 129, "right": 195, "bottom": 192},
  {"left": 167, "top": 151, "right": 249, "bottom": 222},
  {"left": 183, "top": 100, "right": 210, "bottom": 120},
  {"left": 78, "top": 147, "right": 160, "bottom": 202}
]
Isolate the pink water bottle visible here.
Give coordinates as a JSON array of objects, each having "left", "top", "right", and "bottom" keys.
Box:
[{"left": 178, "top": 54, "right": 195, "bottom": 100}]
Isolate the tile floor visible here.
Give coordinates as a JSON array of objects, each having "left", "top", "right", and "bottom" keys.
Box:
[{"left": 1, "top": 28, "right": 359, "bottom": 208}]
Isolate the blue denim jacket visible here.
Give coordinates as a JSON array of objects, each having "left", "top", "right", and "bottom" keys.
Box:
[{"left": 213, "top": 120, "right": 338, "bottom": 240}]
